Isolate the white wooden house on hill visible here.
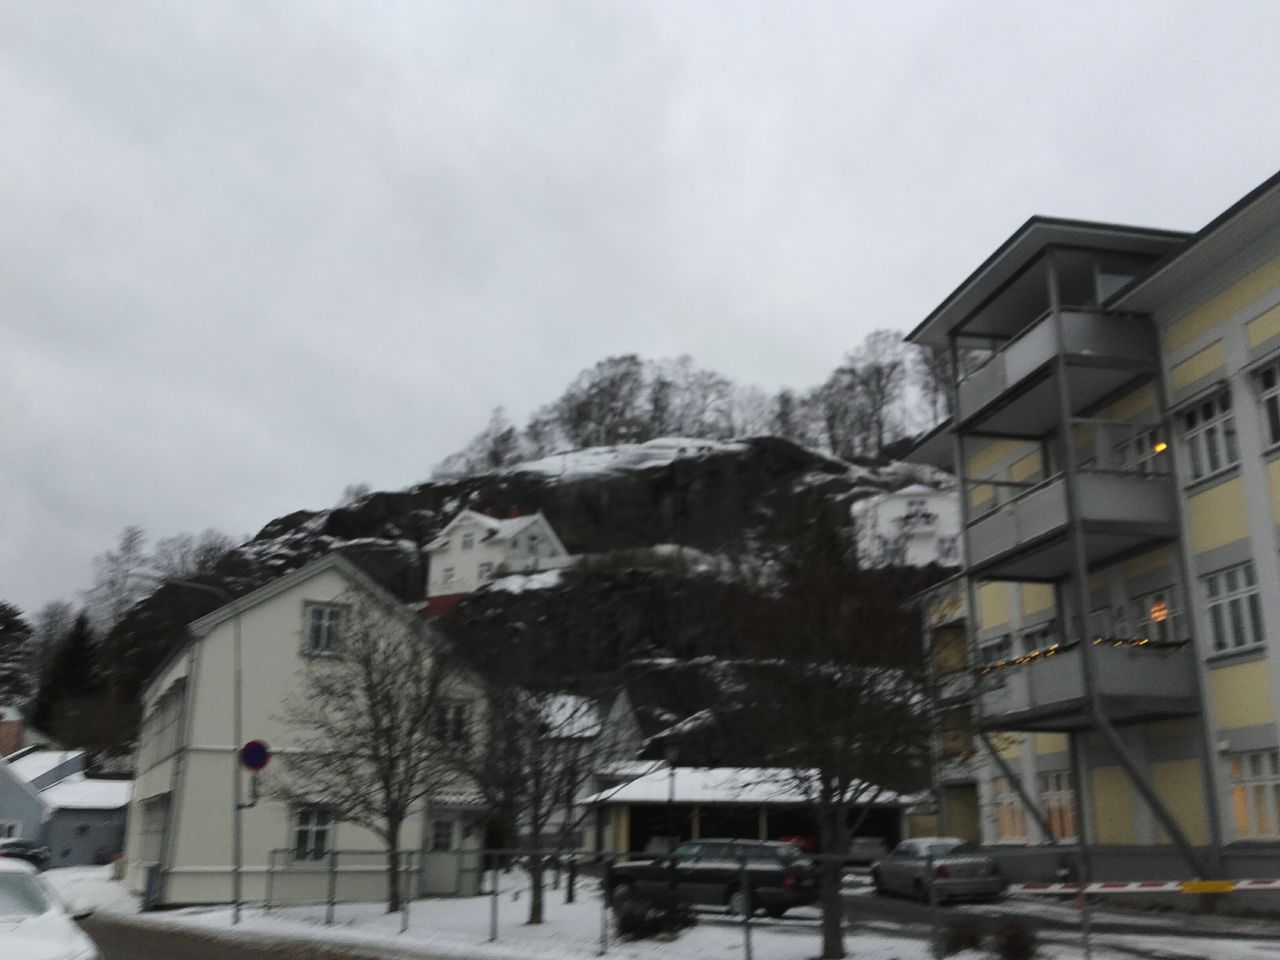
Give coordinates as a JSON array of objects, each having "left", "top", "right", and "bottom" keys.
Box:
[
  {"left": 424, "top": 509, "right": 572, "bottom": 615},
  {"left": 851, "top": 483, "right": 961, "bottom": 569},
  {"left": 123, "top": 552, "right": 484, "bottom": 909}
]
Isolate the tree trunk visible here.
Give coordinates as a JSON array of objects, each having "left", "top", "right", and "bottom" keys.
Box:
[
  {"left": 527, "top": 850, "right": 545, "bottom": 924},
  {"left": 386, "top": 817, "right": 403, "bottom": 914},
  {"left": 817, "top": 805, "right": 846, "bottom": 960}
]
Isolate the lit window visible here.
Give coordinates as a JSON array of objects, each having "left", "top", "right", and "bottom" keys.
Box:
[
  {"left": 293, "top": 806, "right": 333, "bottom": 861},
  {"left": 431, "top": 819, "right": 454, "bottom": 851},
  {"left": 992, "top": 776, "right": 1028, "bottom": 842},
  {"left": 1204, "top": 563, "right": 1265, "bottom": 653},
  {"left": 1257, "top": 362, "right": 1280, "bottom": 447},
  {"left": 478, "top": 562, "right": 493, "bottom": 580},
  {"left": 1229, "top": 750, "right": 1280, "bottom": 839},
  {"left": 1132, "top": 587, "right": 1182, "bottom": 645},
  {"left": 306, "top": 604, "right": 344, "bottom": 656},
  {"left": 1181, "top": 389, "right": 1238, "bottom": 480},
  {"left": 1036, "top": 771, "right": 1077, "bottom": 841},
  {"left": 461, "top": 532, "right": 474, "bottom": 551}
]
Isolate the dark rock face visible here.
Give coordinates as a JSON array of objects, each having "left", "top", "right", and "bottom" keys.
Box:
[{"left": 105, "top": 438, "right": 944, "bottom": 743}]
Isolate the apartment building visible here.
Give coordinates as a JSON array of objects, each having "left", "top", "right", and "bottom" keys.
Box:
[{"left": 908, "top": 169, "right": 1280, "bottom": 880}]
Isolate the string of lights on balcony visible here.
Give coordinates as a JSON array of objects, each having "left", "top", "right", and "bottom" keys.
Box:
[{"left": 977, "top": 635, "right": 1189, "bottom": 675}]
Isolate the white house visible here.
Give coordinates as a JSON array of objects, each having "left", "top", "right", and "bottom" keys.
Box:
[
  {"left": 851, "top": 484, "right": 961, "bottom": 568},
  {"left": 123, "top": 552, "right": 485, "bottom": 908},
  {"left": 424, "top": 510, "right": 571, "bottom": 615}
]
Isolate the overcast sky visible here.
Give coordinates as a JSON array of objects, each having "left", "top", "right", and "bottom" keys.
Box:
[{"left": 5, "top": 0, "right": 1280, "bottom": 616}]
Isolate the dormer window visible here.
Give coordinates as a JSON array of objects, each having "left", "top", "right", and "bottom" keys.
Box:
[{"left": 461, "top": 532, "right": 474, "bottom": 551}]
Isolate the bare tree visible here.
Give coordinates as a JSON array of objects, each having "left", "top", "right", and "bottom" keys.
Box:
[
  {"left": 732, "top": 522, "right": 933, "bottom": 960},
  {"left": 338, "top": 483, "right": 373, "bottom": 507},
  {"left": 152, "top": 529, "right": 236, "bottom": 579},
  {"left": 911, "top": 344, "right": 953, "bottom": 428},
  {"left": 83, "top": 525, "right": 151, "bottom": 634},
  {"left": 726, "top": 383, "right": 773, "bottom": 437},
  {"left": 555, "top": 355, "right": 649, "bottom": 447},
  {"left": 281, "top": 587, "right": 461, "bottom": 912},
  {"left": 851, "top": 329, "right": 908, "bottom": 455}
]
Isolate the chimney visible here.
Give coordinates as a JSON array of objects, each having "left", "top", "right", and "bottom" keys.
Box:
[{"left": 0, "top": 706, "right": 23, "bottom": 757}]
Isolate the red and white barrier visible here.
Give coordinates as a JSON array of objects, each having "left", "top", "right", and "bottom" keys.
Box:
[{"left": 1010, "top": 878, "right": 1280, "bottom": 895}]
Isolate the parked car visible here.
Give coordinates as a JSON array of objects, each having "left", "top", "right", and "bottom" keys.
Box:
[
  {"left": 846, "top": 836, "right": 888, "bottom": 865},
  {"left": 0, "top": 860, "right": 99, "bottom": 960},
  {"left": 609, "top": 838, "right": 819, "bottom": 918},
  {"left": 870, "top": 837, "right": 1005, "bottom": 902},
  {"left": 0, "top": 840, "right": 53, "bottom": 872}
]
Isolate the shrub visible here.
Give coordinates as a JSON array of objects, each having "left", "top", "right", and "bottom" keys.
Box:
[
  {"left": 942, "top": 917, "right": 984, "bottom": 955},
  {"left": 612, "top": 885, "right": 696, "bottom": 941},
  {"left": 992, "top": 920, "right": 1037, "bottom": 960}
]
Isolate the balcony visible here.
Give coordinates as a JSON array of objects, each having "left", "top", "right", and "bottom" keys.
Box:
[
  {"left": 957, "top": 309, "right": 1157, "bottom": 436},
  {"left": 967, "top": 470, "right": 1177, "bottom": 580},
  {"left": 979, "top": 641, "right": 1199, "bottom": 731}
]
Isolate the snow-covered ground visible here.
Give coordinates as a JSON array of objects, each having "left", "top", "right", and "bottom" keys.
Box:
[
  {"left": 44, "top": 866, "right": 1280, "bottom": 960},
  {"left": 43, "top": 865, "right": 141, "bottom": 916}
]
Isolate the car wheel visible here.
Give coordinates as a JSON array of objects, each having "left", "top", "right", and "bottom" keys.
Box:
[
  {"left": 611, "top": 881, "right": 633, "bottom": 905},
  {"left": 871, "top": 869, "right": 888, "bottom": 896},
  {"left": 727, "top": 887, "right": 753, "bottom": 917}
]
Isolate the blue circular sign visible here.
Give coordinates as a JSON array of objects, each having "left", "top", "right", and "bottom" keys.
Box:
[{"left": 239, "top": 739, "right": 271, "bottom": 772}]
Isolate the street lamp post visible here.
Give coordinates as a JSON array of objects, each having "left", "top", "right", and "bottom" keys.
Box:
[{"left": 136, "top": 573, "right": 244, "bottom": 925}]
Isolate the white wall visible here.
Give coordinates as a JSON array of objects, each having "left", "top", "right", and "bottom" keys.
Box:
[{"left": 427, "top": 514, "right": 569, "bottom": 598}]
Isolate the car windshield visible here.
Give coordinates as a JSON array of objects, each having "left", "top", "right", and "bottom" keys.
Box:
[
  {"left": 0, "top": 875, "right": 50, "bottom": 918},
  {"left": 928, "top": 841, "right": 975, "bottom": 856}
]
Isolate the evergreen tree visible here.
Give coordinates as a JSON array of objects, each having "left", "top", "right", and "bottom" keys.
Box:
[
  {"left": 0, "top": 601, "right": 33, "bottom": 707},
  {"left": 30, "top": 611, "right": 100, "bottom": 735}
]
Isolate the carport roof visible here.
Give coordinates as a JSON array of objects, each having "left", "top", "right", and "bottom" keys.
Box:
[{"left": 584, "top": 765, "right": 915, "bottom": 808}]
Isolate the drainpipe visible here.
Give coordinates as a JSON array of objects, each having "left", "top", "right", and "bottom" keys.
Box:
[{"left": 1047, "top": 253, "right": 1205, "bottom": 878}]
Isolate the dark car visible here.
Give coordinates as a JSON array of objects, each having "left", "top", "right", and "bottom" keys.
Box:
[
  {"left": 609, "top": 838, "right": 819, "bottom": 918},
  {"left": 0, "top": 838, "right": 53, "bottom": 872}
]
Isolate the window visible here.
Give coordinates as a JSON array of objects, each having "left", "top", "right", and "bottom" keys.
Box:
[
  {"left": 1114, "top": 427, "right": 1167, "bottom": 475},
  {"left": 433, "top": 701, "right": 471, "bottom": 748},
  {"left": 139, "top": 796, "right": 170, "bottom": 863},
  {"left": 478, "top": 562, "right": 493, "bottom": 580},
  {"left": 461, "top": 532, "right": 474, "bottom": 551},
  {"left": 139, "top": 680, "right": 186, "bottom": 770},
  {"left": 1037, "top": 771, "right": 1077, "bottom": 841},
  {"left": 1204, "top": 563, "right": 1265, "bottom": 653},
  {"left": 1019, "top": 620, "right": 1055, "bottom": 654},
  {"left": 306, "top": 604, "right": 344, "bottom": 655},
  {"left": 0, "top": 823, "right": 16, "bottom": 839},
  {"left": 1257, "top": 362, "right": 1280, "bottom": 447},
  {"left": 1230, "top": 749, "right": 1280, "bottom": 839},
  {"left": 293, "top": 806, "right": 333, "bottom": 861},
  {"left": 907, "top": 497, "right": 927, "bottom": 514},
  {"left": 1132, "top": 587, "right": 1182, "bottom": 644},
  {"left": 430, "top": 819, "right": 455, "bottom": 852},
  {"left": 980, "top": 636, "right": 1012, "bottom": 667},
  {"left": 442, "top": 566, "right": 455, "bottom": 585},
  {"left": 936, "top": 535, "right": 960, "bottom": 565},
  {"left": 992, "top": 776, "right": 1028, "bottom": 842},
  {"left": 1181, "top": 389, "right": 1238, "bottom": 480}
]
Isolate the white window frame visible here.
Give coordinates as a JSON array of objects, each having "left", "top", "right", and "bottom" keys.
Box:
[
  {"left": 434, "top": 701, "right": 471, "bottom": 748},
  {"left": 461, "top": 532, "right": 475, "bottom": 551},
  {"left": 1256, "top": 360, "right": 1280, "bottom": 448},
  {"left": 442, "top": 566, "right": 455, "bottom": 585},
  {"left": 304, "top": 603, "right": 345, "bottom": 657},
  {"left": 1229, "top": 749, "right": 1280, "bottom": 840},
  {"left": 1113, "top": 427, "right": 1167, "bottom": 476},
  {"left": 992, "top": 775, "right": 1029, "bottom": 843},
  {"left": 1203, "top": 562, "right": 1265, "bottom": 654},
  {"left": 430, "top": 819, "right": 455, "bottom": 852},
  {"left": 936, "top": 534, "right": 960, "bottom": 565},
  {"left": 293, "top": 805, "right": 334, "bottom": 861},
  {"left": 1036, "top": 771, "right": 1077, "bottom": 842},
  {"left": 477, "top": 562, "right": 493, "bottom": 581},
  {"left": 1181, "top": 388, "right": 1239, "bottom": 481}
]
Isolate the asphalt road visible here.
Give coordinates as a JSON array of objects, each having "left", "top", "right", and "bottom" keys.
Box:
[{"left": 80, "top": 915, "right": 402, "bottom": 960}]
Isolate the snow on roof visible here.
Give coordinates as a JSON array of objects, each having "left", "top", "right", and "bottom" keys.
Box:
[
  {"left": 39, "top": 773, "right": 132, "bottom": 811},
  {"left": 486, "top": 569, "right": 563, "bottom": 594},
  {"left": 583, "top": 766, "right": 906, "bottom": 807},
  {"left": 509, "top": 438, "right": 750, "bottom": 479},
  {"left": 0, "top": 705, "right": 21, "bottom": 722},
  {"left": 540, "top": 694, "right": 601, "bottom": 739},
  {"left": 6, "top": 750, "right": 83, "bottom": 784}
]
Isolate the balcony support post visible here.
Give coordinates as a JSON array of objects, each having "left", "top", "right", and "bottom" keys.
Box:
[
  {"left": 1048, "top": 252, "right": 1207, "bottom": 879},
  {"left": 978, "top": 731, "right": 1058, "bottom": 844}
]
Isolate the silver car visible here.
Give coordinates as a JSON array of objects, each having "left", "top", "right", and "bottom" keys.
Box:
[{"left": 870, "top": 837, "right": 1005, "bottom": 902}]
